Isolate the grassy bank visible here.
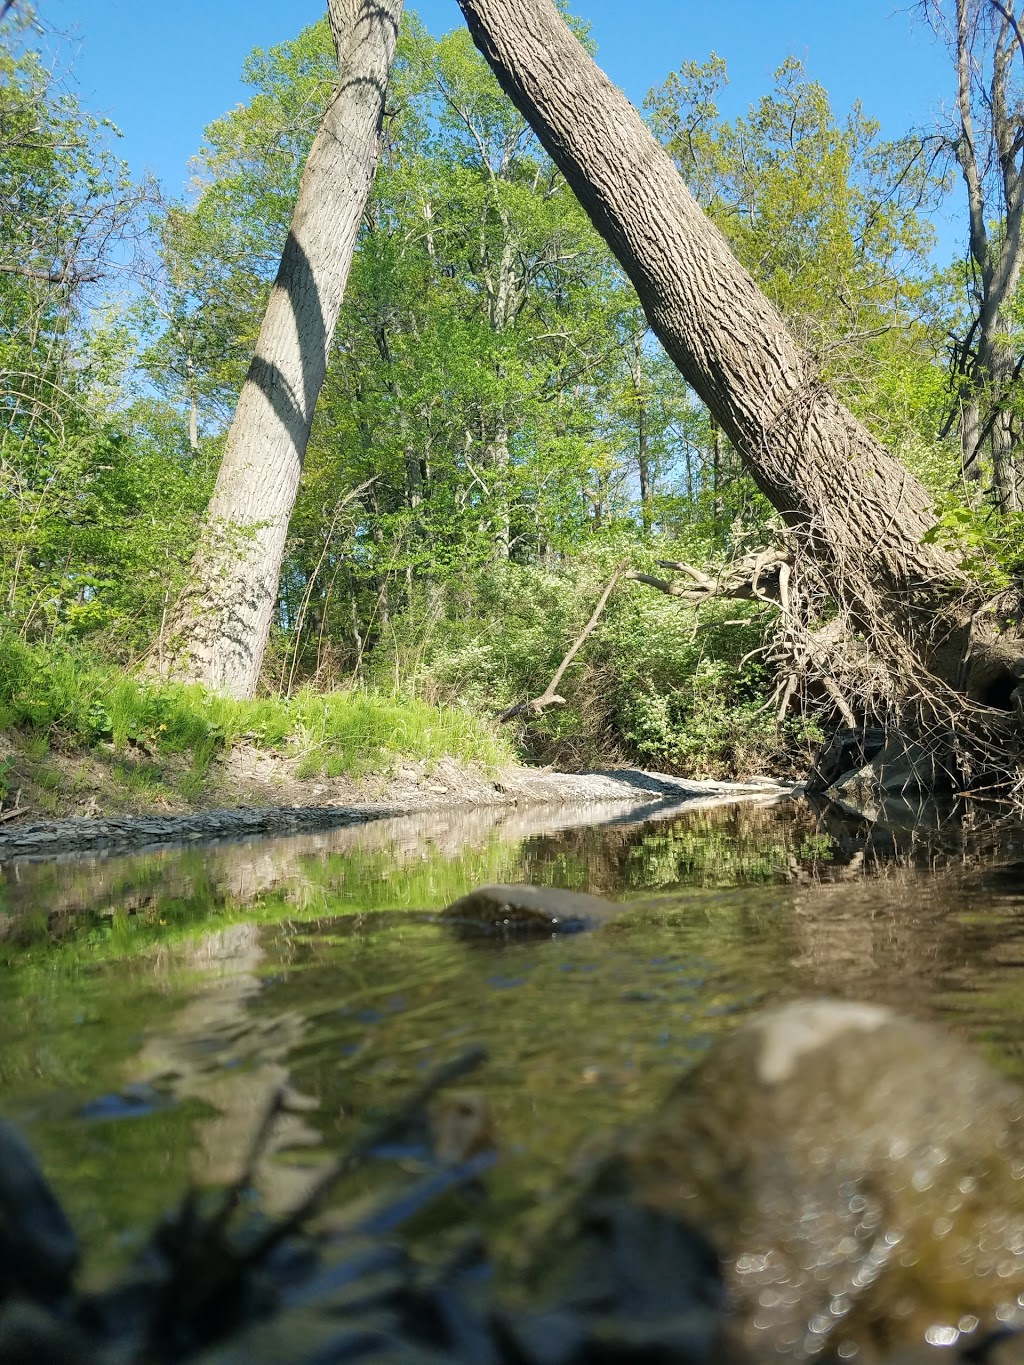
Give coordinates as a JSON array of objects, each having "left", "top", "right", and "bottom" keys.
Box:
[{"left": 0, "top": 632, "right": 516, "bottom": 816}]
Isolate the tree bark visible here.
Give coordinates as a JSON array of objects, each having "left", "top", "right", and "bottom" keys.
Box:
[
  {"left": 628, "top": 329, "right": 652, "bottom": 532},
  {"left": 944, "top": 0, "right": 1024, "bottom": 511},
  {"left": 159, "top": 0, "right": 403, "bottom": 698},
  {"left": 454, "top": 0, "right": 968, "bottom": 659}
]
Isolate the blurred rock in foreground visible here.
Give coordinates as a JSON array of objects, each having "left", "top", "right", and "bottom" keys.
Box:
[{"left": 568, "top": 999, "right": 1024, "bottom": 1361}]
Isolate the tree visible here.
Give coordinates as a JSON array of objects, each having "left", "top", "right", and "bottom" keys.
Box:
[
  {"left": 921, "top": 0, "right": 1024, "bottom": 511},
  {"left": 453, "top": 0, "right": 1024, "bottom": 770},
  {"left": 159, "top": 0, "right": 403, "bottom": 699},
  {"left": 0, "top": 10, "right": 197, "bottom": 654},
  {"left": 645, "top": 55, "right": 944, "bottom": 453},
  {"left": 148, "top": 15, "right": 667, "bottom": 689}
]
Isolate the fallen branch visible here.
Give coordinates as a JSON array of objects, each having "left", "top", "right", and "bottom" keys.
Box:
[
  {"left": 498, "top": 570, "right": 622, "bottom": 721},
  {"left": 623, "top": 549, "right": 792, "bottom": 605},
  {"left": 0, "top": 790, "right": 26, "bottom": 823},
  {"left": 498, "top": 550, "right": 792, "bottom": 724}
]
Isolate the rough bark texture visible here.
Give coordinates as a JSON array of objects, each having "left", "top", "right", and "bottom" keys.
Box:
[
  {"left": 948, "top": 0, "right": 1024, "bottom": 511},
  {"left": 454, "top": 0, "right": 968, "bottom": 654},
  {"left": 159, "top": 0, "right": 403, "bottom": 698}
]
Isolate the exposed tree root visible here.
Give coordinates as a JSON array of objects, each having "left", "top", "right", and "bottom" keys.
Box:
[{"left": 499, "top": 539, "right": 1024, "bottom": 804}]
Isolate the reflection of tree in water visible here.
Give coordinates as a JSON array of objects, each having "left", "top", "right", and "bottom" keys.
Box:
[
  {"left": 0, "top": 800, "right": 652, "bottom": 927},
  {"left": 520, "top": 796, "right": 1024, "bottom": 895},
  {"left": 8, "top": 794, "right": 1024, "bottom": 1144},
  {"left": 3, "top": 794, "right": 1024, "bottom": 1283},
  {"left": 508, "top": 800, "right": 1024, "bottom": 1076},
  {"left": 133, "top": 922, "right": 320, "bottom": 1213},
  {"left": 521, "top": 800, "right": 816, "bottom": 894},
  {"left": 784, "top": 865, "right": 1024, "bottom": 1070},
  {"left": 774, "top": 800, "right": 1024, "bottom": 1062},
  {"left": 9, "top": 797, "right": 1024, "bottom": 952}
]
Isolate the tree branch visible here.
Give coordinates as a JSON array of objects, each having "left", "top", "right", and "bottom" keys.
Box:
[
  {"left": 497, "top": 570, "right": 622, "bottom": 720},
  {"left": 0, "top": 263, "right": 101, "bottom": 285},
  {"left": 989, "top": 0, "right": 1024, "bottom": 69},
  {"left": 625, "top": 550, "right": 792, "bottom": 606}
]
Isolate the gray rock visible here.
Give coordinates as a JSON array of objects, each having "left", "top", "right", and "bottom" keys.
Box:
[
  {"left": 0, "top": 805, "right": 373, "bottom": 861},
  {"left": 828, "top": 737, "right": 958, "bottom": 817},
  {"left": 441, "top": 884, "right": 623, "bottom": 934}
]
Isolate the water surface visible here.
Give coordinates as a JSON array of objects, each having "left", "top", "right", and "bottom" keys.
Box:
[{"left": 2, "top": 794, "right": 1024, "bottom": 1281}]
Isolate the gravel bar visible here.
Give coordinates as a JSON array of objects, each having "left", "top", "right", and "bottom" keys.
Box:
[
  {"left": 0, "top": 769, "right": 793, "bottom": 861},
  {"left": 0, "top": 804, "right": 386, "bottom": 861}
]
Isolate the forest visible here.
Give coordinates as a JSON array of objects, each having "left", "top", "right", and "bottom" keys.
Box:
[
  {"left": 4, "top": 0, "right": 1024, "bottom": 810},
  {"left": 12, "top": 8, "right": 1024, "bottom": 1362}
]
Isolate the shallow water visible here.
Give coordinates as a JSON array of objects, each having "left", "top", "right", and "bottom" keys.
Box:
[{"left": 2, "top": 793, "right": 1024, "bottom": 1282}]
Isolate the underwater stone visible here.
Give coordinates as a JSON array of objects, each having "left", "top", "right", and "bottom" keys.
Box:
[
  {"left": 582, "top": 1000, "right": 1024, "bottom": 1362},
  {"left": 441, "top": 884, "right": 621, "bottom": 934},
  {"left": 0, "top": 1121, "right": 78, "bottom": 1304}
]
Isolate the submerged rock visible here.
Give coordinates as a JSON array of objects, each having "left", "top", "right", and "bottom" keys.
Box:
[
  {"left": 578, "top": 1000, "right": 1024, "bottom": 1361},
  {"left": 0, "top": 1120, "right": 78, "bottom": 1306},
  {"left": 441, "top": 883, "right": 621, "bottom": 934}
]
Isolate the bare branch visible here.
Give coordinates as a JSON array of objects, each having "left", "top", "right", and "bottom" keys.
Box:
[
  {"left": 498, "top": 570, "right": 622, "bottom": 720},
  {"left": 0, "top": 263, "right": 102, "bottom": 286},
  {"left": 626, "top": 549, "right": 793, "bottom": 606},
  {"left": 989, "top": 0, "right": 1024, "bottom": 68},
  {"left": 622, "top": 571, "right": 690, "bottom": 597}
]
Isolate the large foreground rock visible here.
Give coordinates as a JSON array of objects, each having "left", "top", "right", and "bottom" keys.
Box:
[{"left": 574, "top": 1001, "right": 1024, "bottom": 1361}]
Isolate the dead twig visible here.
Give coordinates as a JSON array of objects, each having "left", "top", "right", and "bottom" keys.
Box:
[{"left": 0, "top": 789, "right": 26, "bottom": 823}]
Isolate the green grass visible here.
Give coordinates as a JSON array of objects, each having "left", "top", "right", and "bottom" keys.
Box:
[{"left": 0, "top": 630, "right": 514, "bottom": 784}]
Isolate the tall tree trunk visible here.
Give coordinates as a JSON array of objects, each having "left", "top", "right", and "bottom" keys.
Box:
[
  {"left": 454, "top": 0, "right": 969, "bottom": 658},
  {"left": 486, "top": 406, "right": 511, "bottom": 555},
  {"left": 981, "top": 333, "right": 1023, "bottom": 511},
  {"left": 944, "top": 0, "right": 1024, "bottom": 513},
  {"left": 159, "top": 0, "right": 403, "bottom": 698},
  {"left": 185, "top": 351, "right": 199, "bottom": 453},
  {"left": 628, "top": 330, "right": 652, "bottom": 532},
  {"left": 961, "top": 394, "right": 983, "bottom": 485},
  {"left": 483, "top": 231, "right": 519, "bottom": 558}
]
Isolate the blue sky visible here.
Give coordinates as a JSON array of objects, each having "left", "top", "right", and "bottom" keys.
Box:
[{"left": 50, "top": 1, "right": 962, "bottom": 250}]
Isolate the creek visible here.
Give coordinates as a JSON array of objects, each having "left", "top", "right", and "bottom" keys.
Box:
[{"left": 2, "top": 793, "right": 1024, "bottom": 1291}]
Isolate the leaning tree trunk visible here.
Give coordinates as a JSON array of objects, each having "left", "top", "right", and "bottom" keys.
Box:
[
  {"left": 159, "top": 0, "right": 403, "bottom": 698},
  {"left": 454, "top": 0, "right": 976, "bottom": 657}
]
